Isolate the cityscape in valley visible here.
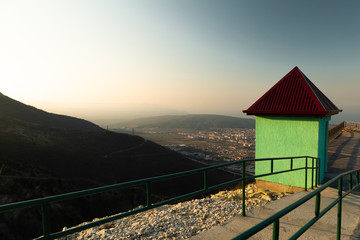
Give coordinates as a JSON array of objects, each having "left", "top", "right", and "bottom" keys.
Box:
[
  {"left": 170, "top": 128, "right": 254, "bottom": 162},
  {"left": 115, "top": 127, "right": 255, "bottom": 174}
]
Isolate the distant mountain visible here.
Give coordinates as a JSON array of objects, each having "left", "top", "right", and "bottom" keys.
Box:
[
  {"left": 112, "top": 114, "right": 255, "bottom": 129},
  {"left": 0, "top": 93, "right": 236, "bottom": 240}
]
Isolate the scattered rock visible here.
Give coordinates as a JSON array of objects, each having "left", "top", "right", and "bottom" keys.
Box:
[{"left": 58, "top": 183, "right": 293, "bottom": 240}]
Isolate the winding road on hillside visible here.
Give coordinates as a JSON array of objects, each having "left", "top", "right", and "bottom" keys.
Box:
[{"left": 103, "top": 139, "right": 148, "bottom": 158}]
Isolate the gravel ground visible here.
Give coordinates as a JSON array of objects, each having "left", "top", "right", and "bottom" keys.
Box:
[{"left": 58, "top": 184, "right": 290, "bottom": 240}]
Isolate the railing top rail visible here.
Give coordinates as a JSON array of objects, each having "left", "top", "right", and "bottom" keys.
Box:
[
  {"left": 345, "top": 121, "right": 360, "bottom": 124},
  {"left": 234, "top": 168, "right": 360, "bottom": 239},
  {"left": 0, "top": 156, "right": 315, "bottom": 213}
]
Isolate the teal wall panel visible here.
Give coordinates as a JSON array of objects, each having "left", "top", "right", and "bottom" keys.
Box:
[{"left": 318, "top": 116, "right": 330, "bottom": 180}]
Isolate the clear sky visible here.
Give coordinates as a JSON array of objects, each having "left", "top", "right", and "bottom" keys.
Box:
[{"left": 1, "top": 0, "right": 359, "bottom": 123}]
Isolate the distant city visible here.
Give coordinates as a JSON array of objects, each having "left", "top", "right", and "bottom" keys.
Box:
[
  {"left": 116, "top": 127, "right": 256, "bottom": 175},
  {"left": 172, "top": 128, "right": 255, "bottom": 162}
]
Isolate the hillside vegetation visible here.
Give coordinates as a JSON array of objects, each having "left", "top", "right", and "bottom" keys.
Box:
[
  {"left": 0, "top": 93, "right": 237, "bottom": 240},
  {"left": 113, "top": 114, "right": 255, "bottom": 129}
]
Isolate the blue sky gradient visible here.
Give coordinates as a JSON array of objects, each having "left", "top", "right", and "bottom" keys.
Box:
[{"left": 1, "top": 0, "right": 359, "bottom": 123}]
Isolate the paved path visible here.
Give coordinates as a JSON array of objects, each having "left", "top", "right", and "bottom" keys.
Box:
[
  {"left": 325, "top": 131, "right": 360, "bottom": 191},
  {"left": 192, "top": 188, "right": 360, "bottom": 239},
  {"left": 192, "top": 131, "right": 360, "bottom": 239}
]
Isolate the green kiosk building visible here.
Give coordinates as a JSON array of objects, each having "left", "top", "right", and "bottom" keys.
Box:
[{"left": 243, "top": 67, "right": 341, "bottom": 188}]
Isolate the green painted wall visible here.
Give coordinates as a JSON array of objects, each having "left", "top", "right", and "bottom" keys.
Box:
[{"left": 255, "top": 116, "right": 324, "bottom": 188}]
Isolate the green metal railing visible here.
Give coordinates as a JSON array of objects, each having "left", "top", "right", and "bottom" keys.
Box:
[
  {"left": 0, "top": 156, "right": 319, "bottom": 240},
  {"left": 232, "top": 168, "right": 360, "bottom": 240}
]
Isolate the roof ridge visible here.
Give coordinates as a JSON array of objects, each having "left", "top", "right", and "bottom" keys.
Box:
[{"left": 297, "top": 68, "right": 326, "bottom": 112}]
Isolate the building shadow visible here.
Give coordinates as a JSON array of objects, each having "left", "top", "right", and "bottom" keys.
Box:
[
  {"left": 328, "top": 132, "right": 354, "bottom": 168},
  {"left": 348, "top": 137, "right": 360, "bottom": 170},
  {"left": 325, "top": 133, "right": 360, "bottom": 195}
]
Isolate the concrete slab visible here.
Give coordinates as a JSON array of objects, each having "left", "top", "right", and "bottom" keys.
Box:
[
  {"left": 326, "top": 132, "right": 360, "bottom": 188},
  {"left": 192, "top": 187, "right": 360, "bottom": 240},
  {"left": 192, "top": 131, "right": 360, "bottom": 239}
]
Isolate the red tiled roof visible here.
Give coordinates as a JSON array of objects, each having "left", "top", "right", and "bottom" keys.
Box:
[{"left": 243, "top": 66, "right": 342, "bottom": 117}]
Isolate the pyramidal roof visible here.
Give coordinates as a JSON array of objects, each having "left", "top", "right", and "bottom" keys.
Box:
[{"left": 243, "top": 66, "right": 342, "bottom": 117}]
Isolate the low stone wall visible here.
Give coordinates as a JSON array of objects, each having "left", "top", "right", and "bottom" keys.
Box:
[{"left": 328, "top": 121, "right": 345, "bottom": 142}]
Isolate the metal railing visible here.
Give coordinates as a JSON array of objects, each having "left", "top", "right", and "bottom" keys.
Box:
[
  {"left": 345, "top": 121, "right": 360, "bottom": 132},
  {"left": 328, "top": 121, "right": 360, "bottom": 142},
  {"left": 0, "top": 156, "right": 319, "bottom": 240},
  {"left": 232, "top": 168, "right": 360, "bottom": 240}
]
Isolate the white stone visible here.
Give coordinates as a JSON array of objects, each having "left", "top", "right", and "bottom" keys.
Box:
[{"left": 58, "top": 184, "right": 290, "bottom": 240}]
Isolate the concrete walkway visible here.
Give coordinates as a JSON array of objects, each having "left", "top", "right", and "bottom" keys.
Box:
[
  {"left": 192, "top": 132, "right": 360, "bottom": 239},
  {"left": 192, "top": 188, "right": 360, "bottom": 239},
  {"left": 325, "top": 131, "right": 360, "bottom": 193}
]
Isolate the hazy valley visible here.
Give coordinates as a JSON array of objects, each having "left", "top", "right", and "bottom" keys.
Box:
[{"left": 0, "top": 93, "right": 248, "bottom": 240}]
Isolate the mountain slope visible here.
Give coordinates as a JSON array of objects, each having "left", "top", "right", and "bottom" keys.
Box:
[
  {"left": 1, "top": 92, "right": 225, "bottom": 183},
  {"left": 113, "top": 114, "right": 255, "bottom": 129},
  {"left": 0, "top": 92, "right": 101, "bottom": 131},
  {"left": 0, "top": 93, "right": 237, "bottom": 240}
]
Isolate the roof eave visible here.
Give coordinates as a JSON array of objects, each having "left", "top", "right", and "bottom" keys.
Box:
[{"left": 242, "top": 110, "right": 335, "bottom": 118}]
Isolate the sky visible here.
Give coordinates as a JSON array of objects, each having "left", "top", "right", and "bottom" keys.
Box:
[{"left": 1, "top": 0, "right": 359, "bottom": 124}]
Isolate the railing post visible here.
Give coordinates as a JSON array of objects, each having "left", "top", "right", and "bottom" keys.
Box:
[
  {"left": 290, "top": 157, "right": 293, "bottom": 170},
  {"left": 311, "top": 157, "right": 314, "bottom": 189},
  {"left": 146, "top": 182, "right": 152, "bottom": 207},
  {"left": 349, "top": 173, "right": 353, "bottom": 191},
  {"left": 273, "top": 219, "right": 280, "bottom": 240},
  {"left": 41, "top": 203, "right": 51, "bottom": 239},
  {"left": 242, "top": 161, "right": 246, "bottom": 216},
  {"left": 337, "top": 177, "right": 343, "bottom": 240},
  {"left": 316, "top": 158, "right": 320, "bottom": 187},
  {"left": 203, "top": 170, "right": 208, "bottom": 191},
  {"left": 356, "top": 171, "right": 359, "bottom": 185},
  {"left": 315, "top": 193, "right": 320, "bottom": 217},
  {"left": 271, "top": 159, "right": 274, "bottom": 173},
  {"left": 305, "top": 157, "right": 308, "bottom": 191}
]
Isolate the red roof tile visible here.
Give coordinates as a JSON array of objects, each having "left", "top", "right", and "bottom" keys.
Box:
[{"left": 243, "top": 67, "right": 342, "bottom": 117}]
